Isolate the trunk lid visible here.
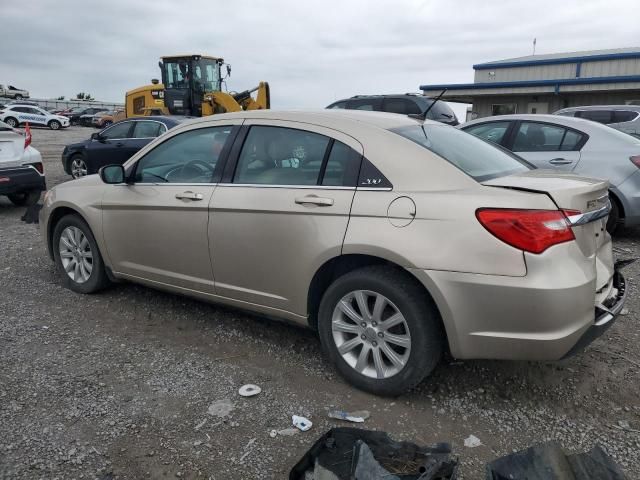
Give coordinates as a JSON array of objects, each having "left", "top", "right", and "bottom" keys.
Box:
[
  {"left": 0, "top": 131, "right": 24, "bottom": 168},
  {"left": 483, "top": 169, "right": 613, "bottom": 293}
]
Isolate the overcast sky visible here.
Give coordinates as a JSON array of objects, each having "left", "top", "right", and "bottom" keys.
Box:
[{"left": 1, "top": 0, "right": 638, "bottom": 119}]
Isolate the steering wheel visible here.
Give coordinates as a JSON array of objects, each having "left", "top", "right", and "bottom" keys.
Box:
[{"left": 166, "top": 159, "right": 214, "bottom": 182}]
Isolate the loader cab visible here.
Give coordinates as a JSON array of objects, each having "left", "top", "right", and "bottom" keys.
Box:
[{"left": 160, "top": 55, "right": 223, "bottom": 117}]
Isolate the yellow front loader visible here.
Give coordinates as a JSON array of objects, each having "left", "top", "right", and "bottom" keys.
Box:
[{"left": 122, "top": 54, "right": 269, "bottom": 118}]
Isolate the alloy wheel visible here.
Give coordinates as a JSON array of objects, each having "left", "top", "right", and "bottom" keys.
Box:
[
  {"left": 331, "top": 290, "right": 411, "bottom": 379},
  {"left": 71, "top": 158, "right": 87, "bottom": 178},
  {"left": 58, "top": 226, "right": 93, "bottom": 284}
]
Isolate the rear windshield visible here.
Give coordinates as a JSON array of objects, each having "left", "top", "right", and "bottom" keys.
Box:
[{"left": 391, "top": 124, "right": 531, "bottom": 182}]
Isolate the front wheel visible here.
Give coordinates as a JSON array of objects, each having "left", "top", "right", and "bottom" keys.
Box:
[
  {"left": 70, "top": 155, "right": 88, "bottom": 179},
  {"left": 318, "top": 266, "right": 444, "bottom": 396},
  {"left": 8, "top": 190, "right": 41, "bottom": 206},
  {"left": 52, "top": 215, "right": 110, "bottom": 293},
  {"left": 49, "top": 120, "right": 61, "bottom": 130},
  {"left": 14, "top": 94, "right": 23, "bottom": 100}
]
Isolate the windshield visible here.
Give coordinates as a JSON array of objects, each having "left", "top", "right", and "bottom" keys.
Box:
[
  {"left": 193, "top": 58, "right": 221, "bottom": 92},
  {"left": 391, "top": 124, "right": 531, "bottom": 182},
  {"left": 163, "top": 58, "right": 221, "bottom": 92}
]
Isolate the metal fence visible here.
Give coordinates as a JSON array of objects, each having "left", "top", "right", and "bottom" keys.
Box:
[{"left": 0, "top": 96, "right": 124, "bottom": 111}]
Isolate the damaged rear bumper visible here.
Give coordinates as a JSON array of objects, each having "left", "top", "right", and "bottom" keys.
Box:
[{"left": 562, "top": 266, "right": 628, "bottom": 358}]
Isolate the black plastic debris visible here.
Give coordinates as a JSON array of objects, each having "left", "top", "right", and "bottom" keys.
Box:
[
  {"left": 289, "top": 427, "right": 458, "bottom": 480},
  {"left": 486, "top": 441, "right": 627, "bottom": 480},
  {"left": 21, "top": 203, "right": 42, "bottom": 224}
]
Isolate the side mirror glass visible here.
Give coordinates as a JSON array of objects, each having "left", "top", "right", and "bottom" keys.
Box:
[{"left": 99, "top": 164, "right": 125, "bottom": 184}]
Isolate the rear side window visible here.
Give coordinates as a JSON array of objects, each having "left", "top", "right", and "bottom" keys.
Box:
[
  {"left": 234, "top": 126, "right": 330, "bottom": 185},
  {"left": 577, "top": 110, "right": 612, "bottom": 124},
  {"left": 321, "top": 141, "right": 361, "bottom": 187},
  {"left": 612, "top": 110, "right": 638, "bottom": 123},
  {"left": 391, "top": 125, "right": 530, "bottom": 182},
  {"left": 512, "top": 122, "right": 584, "bottom": 152}
]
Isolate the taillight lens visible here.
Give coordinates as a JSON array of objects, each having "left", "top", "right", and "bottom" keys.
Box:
[
  {"left": 476, "top": 209, "right": 575, "bottom": 254},
  {"left": 631, "top": 155, "right": 640, "bottom": 168},
  {"left": 30, "top": 162, "right": 44, "bottom": 174}
]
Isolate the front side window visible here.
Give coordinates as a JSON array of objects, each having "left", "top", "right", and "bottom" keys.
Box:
[
  {"left": 132, "top": 121, "right": 165, "bottom": 139},
  {"left": 134, "top": 126, "right": 232, "bottom": 183},
  {"left": 101, "top": 122, "right": 133, "bottom": 140},
  {"left": 164, "top": 60, "right": 190, "bottom": 89},
  {"left": 464, "top": 121, "right": 510, "bottom": 145},
  {"left": 327, "top": 101, "right": 347, "bottom": 109},
  {"left": 346, "top": 98, "right": 381, "bottom": 111},
  {"left": 491, "top": 103, "right": 517, "bottom": 116},
  {"left": 513, "top": 122, "right": 583, "bottom": 152},
  {"left": 234, "top": 126, "right": 330, "bottom": 185},
  {"left": 391, "top": 124, "right": 530, "bottom": 182}
]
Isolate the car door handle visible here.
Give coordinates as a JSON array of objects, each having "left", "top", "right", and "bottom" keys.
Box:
[
  {"left": 115, "top": 142, "right": 124, "bottom": 147},
  {"left": 175, "top": 191, "right": 204, "bottom": 201},
  {"left": 549, "top": 158, "right": 572, "bottom": 165},
  {"left": 295, "top": 195, "right": 334, "bottom": 206}
]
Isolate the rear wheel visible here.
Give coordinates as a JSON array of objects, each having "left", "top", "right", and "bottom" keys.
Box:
[
  {"left": 8, "top": 190, "right": 41, "bottom": 206},
  {"left": 606, "top": 198, "right": 620, "bottom": 234},
  {"left": 4, "top": 117, "right": 18, "bottom": 128},
  {"left": 48, "top": 120, "right": 61, "bottom": 130},
  {"left": 318, "top": 266, "right": 443, "bottom": 396},
  {"left": 70, "top": 155, "right": 88, "bottom": 179},
  {"left": 14, "top": 94, "right": 23, "bottom": 100},
  {"left": 52, "top": 215, "right": 110, "bottom": 293}
]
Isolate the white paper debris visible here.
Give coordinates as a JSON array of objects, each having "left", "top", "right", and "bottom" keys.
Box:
[{"left": 292, "top": 415, "right": 313, "bottom": 431}]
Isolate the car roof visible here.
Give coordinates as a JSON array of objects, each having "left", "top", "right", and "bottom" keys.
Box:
[
  {"left": 556, "top": 105, "right": 640, "bottom": 112},
  {"left": 177, "top": 109, "right": 429, "bottom": 131},
  {"left": 461, "top": 113, "right": 601, "bottom": 128}
]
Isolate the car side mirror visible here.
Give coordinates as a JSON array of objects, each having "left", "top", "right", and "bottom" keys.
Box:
[
  {"left": 90, "top": 132, "right": 103, "bottom": 141},
  {"left": 99, "top": 164, "right": 125, "bottom": 184}
]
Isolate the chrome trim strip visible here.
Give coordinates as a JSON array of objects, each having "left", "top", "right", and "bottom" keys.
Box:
[
  {"left": 566, "top": 202, "right": 611, "bottom": 226},
  {"left": 217, "top": 183, "right": 356, "bottom": 190}
]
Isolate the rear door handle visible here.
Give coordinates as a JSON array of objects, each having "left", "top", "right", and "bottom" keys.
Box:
[
  {"left": 295, "top": 195, "right": 334, "bottom": 206},
  {"left": 175, "top": 191, "right": 204, "bottom": 201},
  {"left": 549, "top": 158, "right": 572, "bottom": 165}
]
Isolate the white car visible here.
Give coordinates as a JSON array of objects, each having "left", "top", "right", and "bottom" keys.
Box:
[
  {"left": 0, "top": 104, "right": 70, "bottom": 130},
  {"left": 0, "top": 120, "right": 46, "bottom": 205}
]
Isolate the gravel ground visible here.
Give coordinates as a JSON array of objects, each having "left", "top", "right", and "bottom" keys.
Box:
[{"left": 1, "top": 126, "right": 639, "bottom": 479}]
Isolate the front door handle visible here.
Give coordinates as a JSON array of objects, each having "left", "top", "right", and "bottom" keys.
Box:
[
  {"left": 295, "top": 195, "right": 334, "bottom": 207},
  {"left": 115, "top": 142, "right": 124, "bottom": 147},
  {"left": 175, "top": 191, "right": 204, "bottom": 201},
  {"left": 549, "top": 158, "right": 572, "bottom": 165}
]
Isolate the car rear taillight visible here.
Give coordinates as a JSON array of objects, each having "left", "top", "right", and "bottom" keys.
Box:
[
  {"left": 30, "top": 162, "right": 44, "bottom": 174},
  {"left": 476, "top": 209, "right": 575, "bottom": 254},
  {"left": 631, "top": 155, "right": 640, "bottom": 168}
]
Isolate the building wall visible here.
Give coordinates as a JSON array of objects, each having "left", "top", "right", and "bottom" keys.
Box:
[
  {"left": 474, "top": 57, "right": 640, "bottom": 83},
  {"left": 471, "top": 91, "right": 640, "bottom": 118}
]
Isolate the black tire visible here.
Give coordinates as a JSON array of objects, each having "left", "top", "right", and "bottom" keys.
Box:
[
  {"left": 606, "top": 197, "right": 620, "bottom": 234},
  {"left": 52, "top": 214, "right": 111, "bottom": 294},
  {"left": 103, "top": 121, "right": 113, "bottom": 127},
  {"left": 7, "top": 190, "right": 41, "bottom": 206},
  {"left": 71, "top": 119, "right": 78, "bottom": 126},
  {"left": 48, "top": 120, "right": 61, "bottom": 130},
  {"left": 318, "top": 265, "right": 443, "bottom": 396},
  {"left": 14, "top": 95, "right": 23, "bottom": 100},
  {"left": 69, "top": 154, "right": 88, "bottom": 179},
  {"left": 4, "top": 117, "right": 18, "bottom": 128}
]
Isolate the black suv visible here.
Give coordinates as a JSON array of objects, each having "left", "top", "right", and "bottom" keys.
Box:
[{"left": 326, "top": 94, "right": 459, "bottom": 125}]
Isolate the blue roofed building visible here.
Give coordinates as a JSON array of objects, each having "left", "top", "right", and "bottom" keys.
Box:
[{"left": 421, "top": 47, "right": 640, "bottom": 120}]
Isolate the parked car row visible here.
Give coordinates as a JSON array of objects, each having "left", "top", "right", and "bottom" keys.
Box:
[{"left": 40, "top": 109, "right": 628, "bottom": 395}]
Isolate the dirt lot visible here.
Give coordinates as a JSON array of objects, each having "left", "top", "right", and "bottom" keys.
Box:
[{"left": 1, "top": 126, "right": 639, "bottom": 479}]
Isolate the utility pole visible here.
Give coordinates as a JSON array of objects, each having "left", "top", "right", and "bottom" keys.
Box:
[{"left": 532, "top": 38, "right": 537, "bottom": 56}]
